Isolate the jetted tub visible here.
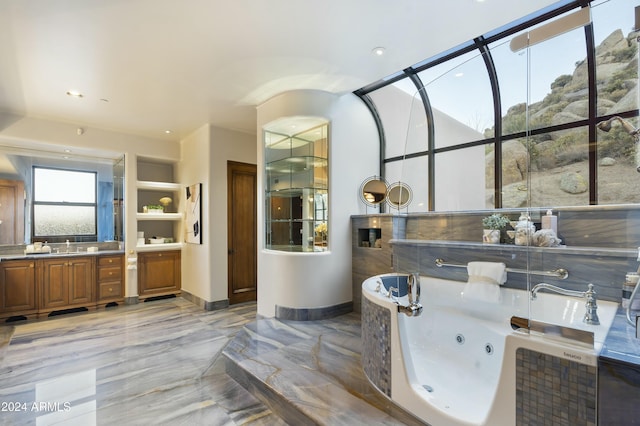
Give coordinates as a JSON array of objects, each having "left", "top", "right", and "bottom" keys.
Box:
[{"left": 361, "top": 273, "right": 618, "bottom": 426}]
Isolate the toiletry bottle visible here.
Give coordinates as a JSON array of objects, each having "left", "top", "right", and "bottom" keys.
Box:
[
  {"left": 515, "top": 212, "right": 535, "bottom": 246},
  {"left": 541, "top": 209, "right": 558, "bottom": 235}
]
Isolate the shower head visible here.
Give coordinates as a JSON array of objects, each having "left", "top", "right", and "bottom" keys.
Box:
[
  {"left": 596, "top": 116, "right": 640, "bottom": 139},
  {"left": 596, "top": 116, "right": 640, "bottom": 173}
]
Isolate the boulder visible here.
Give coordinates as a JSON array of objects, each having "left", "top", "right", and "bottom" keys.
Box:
[
  {"left": 560, "top": 172, "right": 588, "bottom": 194},
  {"left": 600, "top": 157, "right": 616, "bottom": 166},
  {"left": 485, "top": 140, "right": 529, "bottom": 187}
]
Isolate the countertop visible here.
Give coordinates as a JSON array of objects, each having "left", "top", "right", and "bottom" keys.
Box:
[
  {"left": 599, "top": 307, "right": 640, "bottom": 366},
  {"left": 0, "top": 250, "right": 125, "bottom": 261}
]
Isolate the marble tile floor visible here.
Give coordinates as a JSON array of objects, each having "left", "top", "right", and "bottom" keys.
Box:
[
  {"left": 0, "top": 298, "right": 286, "bottom": 426},
  {"left": 0, "top": 298, "right": 423, "bottom": 426}
]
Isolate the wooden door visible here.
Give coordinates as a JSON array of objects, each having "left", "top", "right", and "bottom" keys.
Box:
[
  {"left": 227, "top": 161, "right": 257, "bottom": 304},
  {"left": 0, "top": 179, "right": 24, "bottom": 245}
]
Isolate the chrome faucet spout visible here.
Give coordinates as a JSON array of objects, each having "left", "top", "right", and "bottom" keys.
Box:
[
  {"left": 531, "top": 283, "right": 584, "bottom": 300},
  {"left": 531, "top": 282, "right": 599, "bottom": 325},
  {"left": 399, "top": 273, "right": 422, "bottom": 317}
]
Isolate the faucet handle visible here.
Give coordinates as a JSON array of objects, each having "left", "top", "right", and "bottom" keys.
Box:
[{"left": 584, "top": 283, "right": 600, "bottom": 325}]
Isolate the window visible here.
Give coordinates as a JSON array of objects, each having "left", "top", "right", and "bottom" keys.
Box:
[
  {"left": 358, "top": 0, "right": 640, "bottom": 211},
  {"left": 33, "top": 167, "right": 97, "bottom": 240}
]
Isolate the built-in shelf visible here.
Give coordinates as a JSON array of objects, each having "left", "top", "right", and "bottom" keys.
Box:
[
  {"left": 136, "top": 242, "right": 183, "bottom": 252},
  {"left": 136, "top": 158, "right": 182, "bottom": 250},
  {"left": 136, "top": 213, "right": 183, "bottom": 221},
  {"left": 137, "top": 180, "right": 182, "bottom": 191}
]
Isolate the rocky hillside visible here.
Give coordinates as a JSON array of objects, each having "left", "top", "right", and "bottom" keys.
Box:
[{"left": 484, "top": 29, "right": 639, "bottom": 207}]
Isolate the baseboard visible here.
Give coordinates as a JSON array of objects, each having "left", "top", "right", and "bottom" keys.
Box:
[
  {"left": 275, "top": 301, "right": 353, "bottom": 321},
  {"left": 181, "top": 290, "right": 229, "bottom": 311}
]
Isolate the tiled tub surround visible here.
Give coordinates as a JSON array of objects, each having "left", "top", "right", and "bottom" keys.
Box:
[
  {"left": 361, "top": 273, "right": 618, "bottom": 426},
  {"left": 352, "top": 205, "right": 640, "bottom": 310}
]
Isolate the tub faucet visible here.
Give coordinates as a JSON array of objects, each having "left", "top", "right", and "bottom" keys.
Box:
[
  {"left": 531, "top": 283, "right": 599, "bottom": 325},
  {"left": 388, "top": 286, "right": 399, "bottom": 299},
  {"left": 398, "top": 273, "right": 423, "bottom": 317}
]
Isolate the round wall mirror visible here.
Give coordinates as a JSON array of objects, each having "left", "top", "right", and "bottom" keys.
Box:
[
  {"left": 359, "top": 176, "right": 388, "bottom": 207},
  {"left": 386, "top": 182, "right": 412, "bottom": 209}
]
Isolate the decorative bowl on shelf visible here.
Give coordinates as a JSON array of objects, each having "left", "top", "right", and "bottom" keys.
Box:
[{"left": 149, "top": 237, "right": 165, "bottom": 244}]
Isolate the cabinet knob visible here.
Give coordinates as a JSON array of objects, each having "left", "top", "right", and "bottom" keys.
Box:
[
  {"left": 158, "top": 253, "right": 162, "bottom": 257},
  {"left": 109, "top": 272, "right": 113, "bottom": 276},
  {"left": 29, "top": 263, "right": 34, "bottom": 268},
  {"left": 108, "top": 259, "right": 113, "bottom": 263},
  {"left": 109, "top": 287, "right": 113, "bottom": 292}
]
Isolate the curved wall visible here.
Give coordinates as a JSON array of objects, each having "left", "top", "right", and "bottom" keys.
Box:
[{"left": 256, "top": 90, "right": 378, "bottom": 318}]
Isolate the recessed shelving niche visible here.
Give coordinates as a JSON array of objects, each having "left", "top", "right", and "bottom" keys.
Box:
[{"left": 136, "top": 158, "right": 183, "bottom": 251}]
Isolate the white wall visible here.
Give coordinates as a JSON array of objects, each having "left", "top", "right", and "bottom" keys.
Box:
[
  {"left": 178, "top": 124, "right": 256, "bottom": 303},
  {"left": 256, "top": 90, "right": 379, "bottom": 317},
  {"left": 178, "top": 124, "right": 211, "bottom": 300}
]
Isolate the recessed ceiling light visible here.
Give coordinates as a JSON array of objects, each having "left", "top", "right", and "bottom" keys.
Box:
[
  {"left": 372, "top": 47, "right": 386, "bottom": 56},
  {"left": 455, "top": 72, "right": 464, "bottom": 77},
  {"left": 165, "top": 130, "right": 172, "bottom": 134},
  {"left": 66, "top": 90, "right": 83, "bottom": 98},
  {"left": 64, "top": 149, "right": 71, "bottom": 153}
]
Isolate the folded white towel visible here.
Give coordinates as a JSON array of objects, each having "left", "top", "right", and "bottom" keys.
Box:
[
  {"left": 467, "top": 261, "right": 507, "bottom": 285},
  {"left": 463, "top": 261, "right": 507, "bottom": 303}
]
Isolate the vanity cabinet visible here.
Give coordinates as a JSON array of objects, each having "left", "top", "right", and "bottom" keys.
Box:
[
  {"left": 39, "top": 256, "right": 95, "bottom": 314},
  {"left": 96, "top": 254, "right": 124, "bottom": 304},
  {"left": 1, "top": 253, "right": 126, "bottom": 321},
  {"left": 0, "top": 259, "right": 37, "bottom": 319},
  {"left": 138, "top": 250, "right": 181, "bottom": 299}
]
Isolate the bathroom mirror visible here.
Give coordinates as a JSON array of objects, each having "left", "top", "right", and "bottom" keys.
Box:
[
  {"left": 0, "top": 144, "right": 125, "bottom": 246},
  {"left": 359, "top": 176, "right": 388, "bottom": 207},
  {"left": 386, "top": 182, "right": 412, "bottom": 209}
]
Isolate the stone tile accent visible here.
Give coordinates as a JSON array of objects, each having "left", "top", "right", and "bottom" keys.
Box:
[
  {"left": 361, "top": 296, "right": 392, "bottom": 397},
  {"left": 516, "top": 348, "right": 596, "bottom": 426}
]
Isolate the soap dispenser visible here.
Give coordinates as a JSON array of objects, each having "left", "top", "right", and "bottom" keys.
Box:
[
  {"left": 541, "top": 209, "right": 558, "bottom": 235},
  {"left": 515, "top": 212, "right": 535, "bottom": 246}
]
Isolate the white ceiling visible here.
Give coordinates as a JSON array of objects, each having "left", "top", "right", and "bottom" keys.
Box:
[{"left": 0, "top": 0, "right": 559, "bottom": 141}]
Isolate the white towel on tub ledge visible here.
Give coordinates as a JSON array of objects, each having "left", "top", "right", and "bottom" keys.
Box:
[{"left": 463, "top": 261, "right": 507, "bottom": 303}]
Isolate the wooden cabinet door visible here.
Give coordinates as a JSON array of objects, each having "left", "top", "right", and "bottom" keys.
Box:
[
  {"left": 138, "top": 251, "right": 181, "bottom": 297},
  {"left": 40, "top": 258, "right": 69, "bottom": 309},
  {"left": 40, "top": 257, "right": 95, "bottom": 310},
  {"left": 0, "top": 179, "right": 25, "bottom": 245},
  {"left": 68, "top": 258, "right": 94, "bottom": 305},
  {"left": 0, "top": 259, "right": 36, "bottom": 314}
]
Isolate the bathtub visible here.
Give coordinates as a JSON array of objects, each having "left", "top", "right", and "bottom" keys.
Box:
[{"left": 361, "top": 273, "right": 618, "bottom": 426}]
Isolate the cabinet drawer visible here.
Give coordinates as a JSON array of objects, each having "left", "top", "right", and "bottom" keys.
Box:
[
  {"left": 98, "top": 256, "right": 122, "bottom": 267},
  {"left": 98, "top": 281, "right": 122, "bottom": 299},
  {"left": 98, "top": 266, "right": 122, "bottom": 282}
]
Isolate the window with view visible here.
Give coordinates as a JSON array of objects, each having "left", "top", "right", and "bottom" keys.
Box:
[
  {"left": 357, "top": 0, "right": 639, "bottom": 211},
  {"left": 33, "top": 167, "right": 97, "bottom": 240}
]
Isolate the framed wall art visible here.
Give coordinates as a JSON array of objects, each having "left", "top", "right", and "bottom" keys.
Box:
[{"left": 185, "top": 183, "right": 202, "bottom": 244}]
